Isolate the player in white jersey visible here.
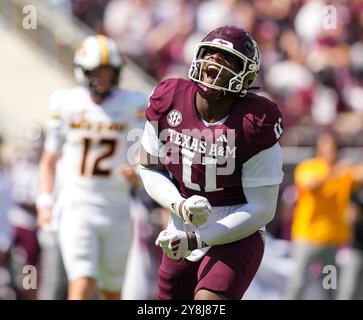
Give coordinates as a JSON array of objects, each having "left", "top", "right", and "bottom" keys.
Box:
[{"left": 36, "top": 35, "right": 147, "bottom": 300}]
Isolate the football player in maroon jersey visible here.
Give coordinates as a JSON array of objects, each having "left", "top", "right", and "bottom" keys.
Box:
[{"left": 139, "top": 25, "right": 284, "bottom": 300}]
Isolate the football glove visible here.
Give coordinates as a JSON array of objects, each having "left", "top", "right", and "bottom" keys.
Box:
[
  {"left": 173, "top": 195, "right": 212, "bottom": 227},
  {"left": 155, "top": 229, "right": 190, "bottom": 260}
]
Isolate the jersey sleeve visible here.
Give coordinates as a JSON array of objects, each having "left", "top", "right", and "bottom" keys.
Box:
[
  {"left": 44, "top": 91, "right": 67, "bottom": 155},
  {"left": 243, "top": 97, "right": 284, "bottom": 152},
  {"left": 141, "top": 121, "right": 166, "bottom": 158},
  {"left": 242, "top": 143, "right": 284, "bottom": 188},
  {"left": 145, "top": 78, "right": 179, "bottom": 122}
]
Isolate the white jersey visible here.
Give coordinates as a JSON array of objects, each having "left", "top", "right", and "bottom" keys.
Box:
[{"left": 45, "top": 87, "right": 147, "bottom": 207}]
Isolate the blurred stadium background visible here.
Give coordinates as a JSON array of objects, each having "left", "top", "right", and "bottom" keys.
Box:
[{"left": 1, "top": 0, "right": 363, "bottom": 300}]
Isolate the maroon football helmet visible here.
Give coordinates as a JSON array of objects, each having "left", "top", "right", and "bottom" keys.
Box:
[{"left": 188, "top": 25, "right": 260, "bottom": 98}]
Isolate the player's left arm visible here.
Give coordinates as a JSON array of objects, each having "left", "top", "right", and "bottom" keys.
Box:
[
  {"left": 190, "top": 101, "right": 284, "bottom": 246},
  {"left": 194, "top": 185, "right": 279, "bottom": 247},
  {"left": 158, "top": 143, "right": 283, "bottom": 258},
  {"left": 194, "top": 142, "right": 283, "bottom": 247}
]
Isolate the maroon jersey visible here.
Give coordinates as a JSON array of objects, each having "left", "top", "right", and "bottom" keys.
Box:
[{"left": 145, "top": 78, "right": 283, "bottom": 206}]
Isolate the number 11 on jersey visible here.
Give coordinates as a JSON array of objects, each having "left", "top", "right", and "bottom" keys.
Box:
[{"left": 181, "top": 147, "right": 223, "bottom": 192}]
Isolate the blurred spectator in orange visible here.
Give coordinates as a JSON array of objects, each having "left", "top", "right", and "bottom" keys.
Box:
[{"left": 285, "top": 132, "right": 363, "bottom": 299}]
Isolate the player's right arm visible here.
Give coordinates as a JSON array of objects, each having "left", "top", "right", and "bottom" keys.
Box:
[
  {"left": 139, "top": 123, "right": 186, "bottom": 220},
  {"left": 36, "top": 92, "right": 65, "bottom": 229},
  {"left": 139, "top": 80, "right": 211, "bottom": 226}
]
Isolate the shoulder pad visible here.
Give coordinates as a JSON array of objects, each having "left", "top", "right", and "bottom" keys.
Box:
[
  {"left": 48, "top": 89, "right": 70, "bottom": 119},
  {"left": 145, "top": 78, "right": 180, "bottom": 122},
  {"left": 242, "top": 94, "right": 283, "bottom": 150}
]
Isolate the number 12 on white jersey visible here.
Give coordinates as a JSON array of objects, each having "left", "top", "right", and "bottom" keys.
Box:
[{"left": 80, "top": 137, "right": 117, "bottom": 177}]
